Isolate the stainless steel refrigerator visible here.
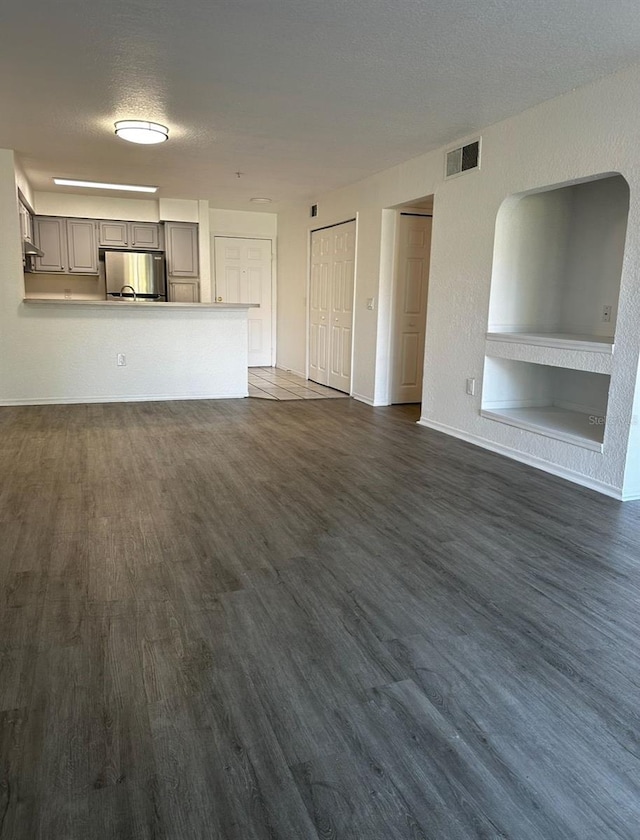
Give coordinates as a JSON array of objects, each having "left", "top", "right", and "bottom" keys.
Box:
[{"left": 105, "top": 251, "right": 167, "bottom": 301}]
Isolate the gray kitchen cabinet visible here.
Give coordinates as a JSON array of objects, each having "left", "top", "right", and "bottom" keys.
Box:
[
  {"left": 130, "top": 222, "right": 162, "bottom": 250},
  {"left": 66, "top": 219, "right": 98, "bottom": 274},
  {"left": 98, "top": 220, "right": 162, "bottom": 250},
  {"left": 168, "top": 280, "right": 200, "bottom": 303},
  {"left": 34, "top": 217, "right": 67, "bottom": 272},
  {"left": 33, "top": 216, "right": 99, "bottom": 274},
  {"left": 98, "top": 220, "right": 129, "bottom": 248},
  {"left": 165, "top": 222, "right": 199, "bottom": 277}
]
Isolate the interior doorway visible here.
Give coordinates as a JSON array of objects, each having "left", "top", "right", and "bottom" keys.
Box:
[
  {"left": 309, "top": 220, "right": 356, "bottom": 393},
  {"left": 390, "top": 197, "right": 433, "bottom": 404},
  {"left": 214, "top": 236, "right": 273, "bottom": 367}
]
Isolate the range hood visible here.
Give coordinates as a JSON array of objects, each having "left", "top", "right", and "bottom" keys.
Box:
[{"left": 23, "top": 239, "right": 44, "bottom": 258}]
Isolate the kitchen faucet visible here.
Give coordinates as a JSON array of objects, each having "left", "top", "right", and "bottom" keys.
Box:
[{"left": 120, "top": 284, "right": 137, "bottom": 300}]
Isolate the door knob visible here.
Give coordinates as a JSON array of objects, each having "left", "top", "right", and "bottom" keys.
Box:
[{"left": 217, "top": 296, "right": 223, "bottom": 302}]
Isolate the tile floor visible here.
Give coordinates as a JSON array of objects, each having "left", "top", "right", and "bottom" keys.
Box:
[{"left": 248, "top": 367, "right": 349, "bottom": 400}]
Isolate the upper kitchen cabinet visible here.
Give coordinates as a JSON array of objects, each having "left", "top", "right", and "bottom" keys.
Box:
[
  {"left": 131, "top": 222, "right": 162, "bottom": 250},
  {"left": 98, "top": 220, "right": 163, "bottom": 250},
  {"left": 33, "top": 217, "right": 99, "bottom": 274},
  {"left": 98, "top": 220, "right": 128, "bottom": 248},
  {"left": 66, "top": 219, "right": 99, "bottom": 274},
  {"left": 33, "top": 217, "right": 67, "bottom": 272},
  {"left": 18, "top": 199, "right": 33, "bottom": 244},
  {"left": 165, "top": 222, "right": 199, "bottom": 277}
]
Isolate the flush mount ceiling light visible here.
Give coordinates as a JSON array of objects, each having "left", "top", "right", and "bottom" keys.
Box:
[
  {"left": 114, "top": 120, "right": 169, "bottom": 145},
  {"left": 53, "top": 178, "right": 157, "bottom": 193},
  {"left": 250, "top": 197, "right": 272, "bottom": 204}
]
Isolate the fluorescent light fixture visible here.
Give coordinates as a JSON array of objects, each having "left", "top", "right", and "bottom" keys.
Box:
[
  {"left": 114, "top": 120, "right": 169, "bottom": 144},
  {"left": 53, "top": 178, "right": 158, "bottom": 193},
  {"left": 250, "top": 197, "right": 272, "bottom": 204}
]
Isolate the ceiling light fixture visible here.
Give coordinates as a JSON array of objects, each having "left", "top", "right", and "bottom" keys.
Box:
[
  {"left": 114, "top": 120, "right": 169, "bottom": 145},
  {"left": 250, "top": 197, "right": 272, "bottom": 204},
  {"left": 53, "top": 178, "right": 158, "bottom": 193}
]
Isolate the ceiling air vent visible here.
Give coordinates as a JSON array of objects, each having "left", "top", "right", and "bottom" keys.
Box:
[{"left": 445, "top": 139, "right": 481, "bottom": 179}]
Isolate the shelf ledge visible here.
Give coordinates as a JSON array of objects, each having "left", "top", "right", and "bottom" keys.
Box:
[
  {"left": 481, "top": 406, "right": 604, "bottom": 452},
  {"left": 486, "top": 332, "right": 614, "bottom": 354}
]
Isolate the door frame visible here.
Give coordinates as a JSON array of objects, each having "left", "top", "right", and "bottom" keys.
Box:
[
  {"left": 386, "top": 209, "right": 433, "bottom": 405},
  {"left": 306, "top": 218, "right": 358, "bottom": 391},
  {"left": 213, "top": 234, "right": 277, "bottom": 367}
]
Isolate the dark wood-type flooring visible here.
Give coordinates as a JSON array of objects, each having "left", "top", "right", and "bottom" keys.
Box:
[{"left": 1, "top": 397, "right": 640, "bottom": 839}]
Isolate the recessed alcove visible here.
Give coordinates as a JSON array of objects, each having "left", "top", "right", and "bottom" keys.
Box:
[
  {"left": 481, "top": 358, "right": 610, "bottom": 451},
  {"left": 488, "top": 173, "right": 629, "bottom": 345}
]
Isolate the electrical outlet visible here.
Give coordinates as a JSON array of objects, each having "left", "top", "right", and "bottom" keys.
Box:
[
  {"left": 117, "top": 353, "right": 126, "bottom": 367},
  {"left": 602, "top": 305, "right": 612, "bottom": 323},
  {"left": 64, "top": 289, "right": 72, "bottom": 299},
  {"left": 466, "top": 377, "right": 476, "bottom": 396}
]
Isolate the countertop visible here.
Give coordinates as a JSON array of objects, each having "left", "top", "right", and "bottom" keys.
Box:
[{"left": 23, "top": 298, "right": 258, "bottom": 310}]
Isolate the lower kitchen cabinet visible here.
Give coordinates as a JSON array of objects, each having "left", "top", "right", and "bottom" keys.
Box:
[{"left": 168, "top": 280, "right": 200, "bottom": 303}]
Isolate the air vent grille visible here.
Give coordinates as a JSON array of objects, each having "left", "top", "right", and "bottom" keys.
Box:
[{"left": 445, "top": 139, "right": 480, "bottom": 179}]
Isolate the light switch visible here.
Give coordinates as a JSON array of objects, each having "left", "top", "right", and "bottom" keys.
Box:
[{"left": 366, "top": 297, "right": 375, "bottom": 310}]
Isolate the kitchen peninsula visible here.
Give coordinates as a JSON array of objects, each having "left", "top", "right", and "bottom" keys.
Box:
[{"left": 15, "top": 297, "right": 254, "bottom": 405}]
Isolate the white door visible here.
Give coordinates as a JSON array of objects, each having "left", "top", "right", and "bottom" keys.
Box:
[
  {"left": 391, "top": 214, "right": 432, "bottom": 404},
  {"left": 309, "top": 221, "right": 355, "bottom": 392},
  {"left": 309, "top": 229, "right": 331, "bottom": 385},
  {"left": 214, "top": 237, "right": 273, "bottom": 367}
]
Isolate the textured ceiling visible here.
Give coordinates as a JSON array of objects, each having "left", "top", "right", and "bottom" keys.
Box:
[{"left": 2, "top": 0, "right": 640, "bottom": 209}]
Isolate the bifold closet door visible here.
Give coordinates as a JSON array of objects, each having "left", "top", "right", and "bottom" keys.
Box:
[{"left": 309, "top": 221, "right": 355, "bottom": 392}]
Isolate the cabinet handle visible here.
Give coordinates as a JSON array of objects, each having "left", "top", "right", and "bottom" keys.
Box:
[{"left": 216, "top": 296, "right": 223, "bottom": 302}]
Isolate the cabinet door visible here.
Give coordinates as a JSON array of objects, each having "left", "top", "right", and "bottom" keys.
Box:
[
  {"left": 130, "top": 222, "right": 161, "bottom": 250},
  {"left": 98, "top": 221, "right": 129, "bottom": 248},
  {"left": 166, "top": 223, "right": 199, "bottom": 277},
  {"left": 33, "top": 217, "right": 67, "bottom": 272},
  {"left": 19, "top": 202, "right": 33, "bottom": 242},
  {"left": 169, "top": 280, "right": 199, "bottom": 303},
  {"left": 66, "top": 219, "right": 98, "bottom": 274}
]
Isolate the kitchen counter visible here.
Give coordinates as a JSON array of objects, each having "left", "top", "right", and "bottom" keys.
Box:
[{"left": 23, "top": 298, "right": 257, "bottom": 310}]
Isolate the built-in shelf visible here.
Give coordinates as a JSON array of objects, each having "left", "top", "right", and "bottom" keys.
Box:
[
  {"left": 482, "top": 357, "right": 610, "bottom": 451},
  {"left": 486, "top": 332, "right": 614, "bottom": 354},
  {"left": 481, "top": 406, "right": 604, "bottom": 451}
]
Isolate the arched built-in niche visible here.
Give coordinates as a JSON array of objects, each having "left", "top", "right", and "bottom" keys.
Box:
[
  {"left": 482, "top": 173, "right": 629, "bottom": 450},
  {"left": 488, "top": 173, "right": 629, "bottom": 340}
]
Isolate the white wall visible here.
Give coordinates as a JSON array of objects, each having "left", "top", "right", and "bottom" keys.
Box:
[
  {"left": 0, "top": 151, "right": 248, "bottom": 405},
  {"left": 14, "top": 157, "right": 34, "bottom": 208},
  {"left": 34, "top": 191, "right": 160, "bottom": 221},
  {"left": 209, "top": 208, "right": 277, "bottom": 239},
  {"left": 561, "top": 176, "right": 629, "bottom": 336},
  {"left": 276, "top": 63, "right": 640, "bottom": 498},
  {"left": 489, "top": 189, "right": 573, "bottom": 332}
]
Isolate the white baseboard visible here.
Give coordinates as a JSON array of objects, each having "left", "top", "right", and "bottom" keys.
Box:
[
  {"left": 275, "top": 364, "right": 306, "bottom": 378},
  {"left": 352, "top": 392, "right": 386, "bottom": 406},
  {"left": 0, "top": 392, "right": 248, "bottom": 407},
  {"left": 417, "top": 417, "right": 625, "bottom": 500}
]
